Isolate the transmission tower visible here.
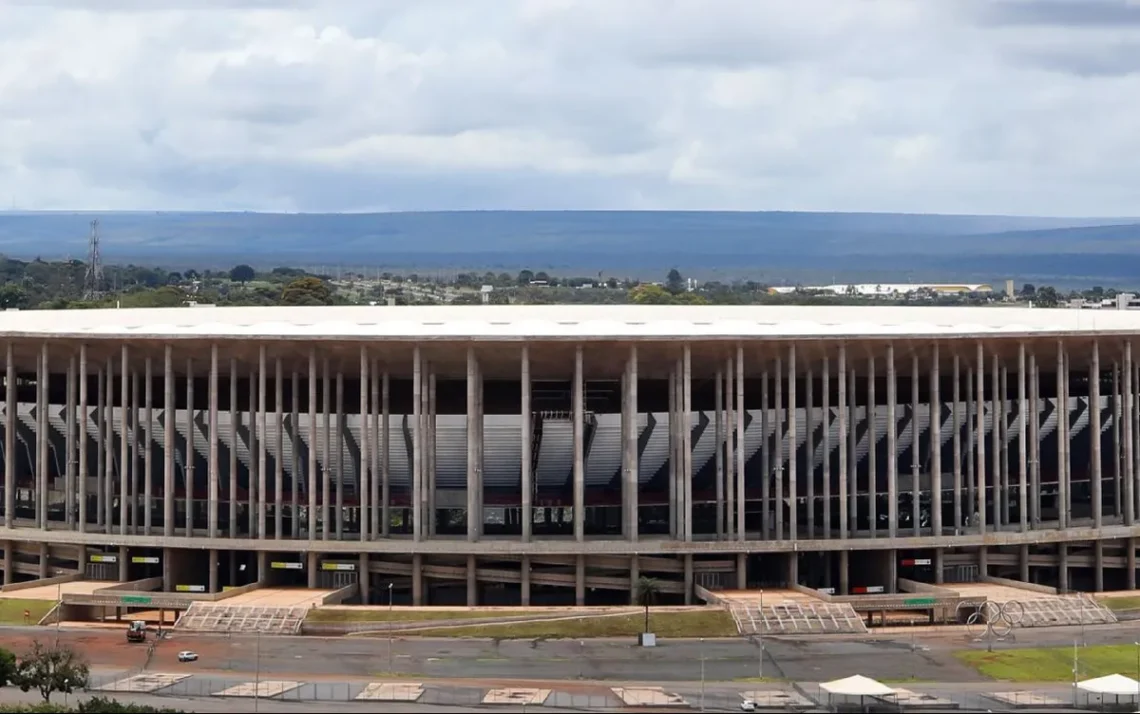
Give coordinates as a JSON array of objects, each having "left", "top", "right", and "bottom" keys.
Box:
[{"left": 83, "top": 219, "right": 103, "bottom": 300}]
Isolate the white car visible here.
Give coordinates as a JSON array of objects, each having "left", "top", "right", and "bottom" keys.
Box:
[
  {"left": 177, "top": 651, "right": 198, "bottom": 663},
  {"left": 740, "top": 700, "right": 757, "bottom": 712}
]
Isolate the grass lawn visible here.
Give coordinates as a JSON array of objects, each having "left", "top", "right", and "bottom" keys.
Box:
[
  {"left": 307, "top": 608, "right": 536, "bottom": 623},
  {"left": 1102, "top": 596, "right": 1140, "bottom": 612},
  {"left": 956, "top": 644, "right": 1140, "bottom": 682},
  {"left": 0, "top": 599, "right": 54, "bottom": 625},
  {"left": 397, "top": 610, "right": 739, "bottom": 639}
]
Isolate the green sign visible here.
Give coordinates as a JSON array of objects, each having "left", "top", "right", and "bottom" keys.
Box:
[
  {"left": 120, "top": 596, "right": 152, "bottom": 605},
  {"left": 903, "top": 597, "right": 936, "bottom": 606}
]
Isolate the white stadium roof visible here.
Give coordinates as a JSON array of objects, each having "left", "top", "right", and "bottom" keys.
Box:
[{"left": 0, "top": 304, "right": 1138, "bottom": 340}]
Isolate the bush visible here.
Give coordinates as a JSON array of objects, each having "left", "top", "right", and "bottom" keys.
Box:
[{"left": 0, "top": 698, "right": 185, "bottom": 712}]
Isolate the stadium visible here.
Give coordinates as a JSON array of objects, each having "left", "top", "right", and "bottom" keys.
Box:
[{"left": 0, "top": 303, "right": 1138, "bottom": 623}]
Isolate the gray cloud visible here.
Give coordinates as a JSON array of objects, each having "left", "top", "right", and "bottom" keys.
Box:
[{"left": 0, "top": 0, "right": 1139, "bottom": 215}]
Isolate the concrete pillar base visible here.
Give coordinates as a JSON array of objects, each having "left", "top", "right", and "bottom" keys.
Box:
[
  {"left": 359, "top": 553, "right": 370, "bottom": 605},
  {"left": 575, "top": 555, "right": 585, "bottom": 606},
  {"left": 1058, "top": 545, "right": 1069, "bottom": 593},
  {"left": 786, "top": 553, "right": 799, "bottom": 588},
  {"left": 466, "top": 555, "right": 477, "bottom": 606},
  {"left": 934, "top": 549, "right": 944, "bottom": 585},
  {"left": 3, "top": 541, "right": 12, "bottom": 586},
  {"left": 979, "top": 547, "right": 989, "bottom": 578},
  {"left": 839, "top": 551, "right": 849, "bottom": 595},
  {"left": 629, "top": 556, "right": 639, "bottom": 606},
  {"left": 1094, "top": 541, "right": 1104, "bottom": 592},
  {"left": 683, "top": 555, "right": 693, "bottom": 605},
  {"left": 306, "top": 552, "right": 318, "bottom": 589},
  {"left": 38, "top": 543, "right": 49, "bottom": 580},
  {"left": 118, "top": 546, "right": 128, "bottom": 582},
  {"left": 162, "top": 548, "right": 173, "bottom": 591},
  {"left": 736, "top": 553, "right": 747, "bottom": 590},
  {"left": 412, "top": 554, "right": 423, "bottom": 606},
  {"left": 1019, "top": 544, "right": 1030, "bottom": 583},
  {"left": 208, "top": 549, "right": 219, "bottom": 593},
  {"left": 887, "top": 550, "right": 897, "bottom": 594},
  {"left": 520, "top": 555, "right": 530, "bottom": 607},
  {"left": 256, "top": 551, "right": 268, "bottom": 585},
  {"left": 1129, "top": 538, "right": 1137, "bottom": 591}
]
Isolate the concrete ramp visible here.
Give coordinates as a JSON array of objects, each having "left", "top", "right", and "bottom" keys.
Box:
[
  {"left": 955, "top": 584, "right": 1117, "bottom": 628},
  {"left": 723, "top": 590, "right": 867, "bottom": 635},
  {"left": 175, "top": 602, "right": 308, "bottom": 635}
]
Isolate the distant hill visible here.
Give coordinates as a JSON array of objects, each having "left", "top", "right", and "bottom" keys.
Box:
[{"left": 1, "top": 210, "right": 1138, "bottom": 286}]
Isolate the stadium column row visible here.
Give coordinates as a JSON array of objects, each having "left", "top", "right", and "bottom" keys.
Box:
[{"left": 3, "top": 337, "right": 1140, "bottom": 549}]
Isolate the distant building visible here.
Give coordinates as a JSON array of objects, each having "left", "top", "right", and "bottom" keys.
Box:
[
  {"left": 1067, "top": 293, "right": 1140, "bottom": 310},
  {"left": 768, "top": 283, "right": 992, "bottom": 297}
]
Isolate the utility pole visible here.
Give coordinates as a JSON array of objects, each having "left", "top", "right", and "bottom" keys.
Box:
[{"left": 83, "top": 220, "right": 103, "bottom": 300}]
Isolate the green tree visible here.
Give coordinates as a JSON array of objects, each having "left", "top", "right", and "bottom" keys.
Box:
[
  {"left": 280, "top": 276, "right": 332, "bottom": 306},
  {"left": 635, "top": 577, "right": 661, "bottom": 634},
  {"left": 229, "top": 264, "right": 255, "bottom": 284},
  {"left": 0, "top": 283, "right": 28, "bottom": 309},
  {"left": 630, "top": 284, "right": 673, "bottom": 304},
  {"left": 13, "top": 640, "right": 89, "bottom": 702},
  {"left": 0, "top": 646, "right": 16, "bottom": 687},
  {"left": 665, "top": 268, "right": 685, "bottom": 294}
]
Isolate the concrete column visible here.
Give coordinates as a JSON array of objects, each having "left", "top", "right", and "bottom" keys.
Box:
[
  {"left": 163, "top": 347, "right": 173, "bottom": 537},
  {"left": 467, "top": 348, "right": 479, "bottom": 542},
  {"left": 725, "top": 359, "right": 734, "bottom": 540},
  {"left": 668, "top": 369, "right": 676, "bottom": 537},
  {"left": 932, "top": 345, "right": 942, "bottom": 536},
  {"left": 979, "top": 546, "right": 988, "bottom": 578},
  {"left": 823, "top": 356, "right": 831, "bottom": 538},
  {"left": 1057, "top": 342, "right": 1068, "bottom": 529},
  {"left": 736, "top": 553, "right": 747, "bottom": 590},
  {"left": 952, "top": 354, "right": 962, "bottom": 531},
  {"left": 2, "top": 542, "right": 11, "bottom": 586},
  {"left": 573, "top": 345, "right": 585, "bottom": 542},
  {"left": 474, "top": 364, "right": 484, "bottom": 538},
  {"left": 209, "top": 549, "right": 219, "bottom": 593},
  {"left": 247, "top": 357, "right": 259, "bottom": 537},
  {"left": 629, "top": 556, "right": 639, "bottom": 606},
  {"left": 308, "top": 348, "right": 318, "bottom": 540},
  {"left": 78, "top": 345, "right": 88, "bottom": 533},
  {"left": 774, "top": 354, "right": 783, "bottom": 540},
  {"left": 1058, "top": 544, "right": 1069, "bottom": 592},
  {"left": 976, "top": 343, "right": 987, "bottom": 534},
  {"left": 934, "top": 548, "right": 944, "bottom": 585},
  {"left": 1128, "top": 537, "right": 1137, "bottom": 590},
  {"left": 184, "top": 358, "right": 194, "bottom": 537},
  {"left": 466, "top": 555, "right": 477, "bottom": 606},
  {"left": 335, "top": 371, "right": 345, "bottom": 539},
  {"left": 37, "top": 543, "right": 48, "bottom": 579},
  {"left": 520, "top": 555, "right": 531, "bottom": 606},
  {"left": 428, "top": 369, "right": 437, "bottom": 536},
  {"left": 1121, "top": 339, "right": 1130, "bottom": 522},
  {"left": 787, "top": 553, "right": 799, "bottom": 587},
  {"left": 144, "top": 358, "right": 153, "bottom": 536},
  {"left": 412, "top": 553, "right": 423, "bottom": 605},
  {"left": 761, "top": 369, "right": 770, "bottom": 540},
  {"left": 65, "top": 354, "right": 75, "bottom": 530},
  {"left": 838, "top": 550, "right": 849, "bottom": 595},
  {"left": 521, "top": 346, "right": 532, "bottom": 543},
  {"left": 682, "top": 345, "right": 693, "bottom": 542},
  {"left": 629, "top": 347, "right": 640, "bottom": 541},
  {"left": 1030, "top": 352, "right": 1041, "bottom": 528},
  {"left": 848, "top": 366, "right": 857, "bottom": 538},
  {"left": 412, "top": 348, "right": 422, "bottom": 541},
  {"left": 3, "top": 344, "right": 13, "bottom": 530},
  {"left": 838, "top": 344, "right": 848, "bottom": 539},
  {"left": 1094, "top": 541, "right": 1104, "bottom": 592},
  {"left": 360, "top": 348, "right": 370, "bottom": 542},
  {"left": 130, "top": 371, "right": 139, "bottom": 532},
  {"left": 912, "top": 353, "right": 920, "bottom": 536},
  {"left": 868, "top": 357, "right": 877, "bottom": 537},
  {"left": 967, "top": 367, "right": 976, "bottom": 519},
  {"left": 117, "top": 545, "right": 127, "bottom": 582},
  {"left": 96, "top": 365, "right": 104, "bottom": 530},
  {"left": 359, "top": 553, "right": 369, "bottom": 604},
  {"left": 370, "top": 363, "right": 380, "bottom": 539},
  {"left": 805, "top": 364, "right": 813, "bottom": 540},
  {"left": 292, "top": 370, "right": 300, "bottom": 539},
  {"left": 998, "top": 363, "right": 1008, "bottom": 527},
  {"left": 1115, "top": 362, "right": 1122, "bottom": 519},
  {"left": 257, "top": 551, "right": 268, "bottom": 585},
  {"left": 887, "top": 549, "right": 897, "bottom": 593},
  {"left": 162, "top": 547, "right": 173, "bottom": 591},
  {"left": 307, "top": 551, "right": 318, "bottom": 589},
  {"left": 683, "top": 554, "right": 693, "bottom": 605},
  {"left": 887, "top": 343, "right": 897, "bottom": 537},
  {"left": 1017, "top": 343, "right": 1028, "bottom": 532},
  {"left": 1019, "top": 544, "right": 1029, "bottom": 583},
  {"left": 322, "top": 359, "right": 331, "bottom": 540},
  {"left": 788, "top": 345, "right": 798, "bottom": 540},
  {"left": 736, "top": 347, "right": 746, "bottom": 540},
  {"left": 37, "top": 345, "right": 47, "bottom": 529},
  {"left": 576, "top": 555, "right": 586, "bottom": 606},
  {"left": 230, "top": 360, "right": 238, "bottom": 539},
  {"left": 275, "top": 359, "right": 284, "bottom": 540},
  {"left": 715, "top": 366, "right": 724, "bottom": 538},
  {"left": 1092, "top": 341, "right": 1103, "bottom": 529},
  {"left": 208, "top": 345, "right": 219, "bottom": 539},
  {"left": 381, "top": 371, "right": 390, "bottom": 538}
]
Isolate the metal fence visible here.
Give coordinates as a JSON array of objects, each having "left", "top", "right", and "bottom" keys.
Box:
[{"left": 84, "top": 672, "right": 1105, "bottom": 712}]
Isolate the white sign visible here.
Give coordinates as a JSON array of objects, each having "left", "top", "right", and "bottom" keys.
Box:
[
  {"left": 321, "top": 562, "right": 356, "bottom": 572},
  {"left": 89, "top": 554, "right": 118, "bottom": 564},
  {"left": 131, "top": 556, "right": 160, "bottom": 565},
  {"left": 176, "top": 584, "right": 206, "bottom": 593},
  {"left": 271, "top": 561, "right": 303, "bottom": 570},
  {"left": 817, "top": 587, "right": 836, "bottom": 595},
  {"left": 912, "top": 558, "right": 932, "bottom": 566},
  {"left": 865, "top": 585, "right": 886, "bottom": 594}
]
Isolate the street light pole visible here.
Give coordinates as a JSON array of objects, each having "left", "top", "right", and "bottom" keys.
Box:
[
  {"left": 699, "top": 637, "right": 706, "bottom": 712},
  {"left": 388, "top": 582, "right": 394, "bottom": 673},
  {"left": 758, "top": 588, "right": 764, "bottom": 680},
  {"left": 254, "top": 629, "right": 261, "bottom": 713}
]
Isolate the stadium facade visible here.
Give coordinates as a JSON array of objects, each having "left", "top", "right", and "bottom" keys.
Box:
[{"left": 1, "top": 304, "right": 1139, "bottom": 606}]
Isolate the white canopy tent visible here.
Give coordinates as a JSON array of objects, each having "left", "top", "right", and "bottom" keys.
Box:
[
  {"left": 1078, "top": 674, "right": 1140, "bottom": 697},
  {"left": 820, "top": 675, "right": 898, "bottom": 709}
]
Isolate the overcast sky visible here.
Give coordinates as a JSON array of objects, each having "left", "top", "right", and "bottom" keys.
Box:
[{"left": 1, "top": 0, "right": 1138, "bottom": 216}]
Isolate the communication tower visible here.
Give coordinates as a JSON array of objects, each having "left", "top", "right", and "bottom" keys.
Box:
[{"left": 83, "top": 219, "right": 104, "bottom": 300}]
